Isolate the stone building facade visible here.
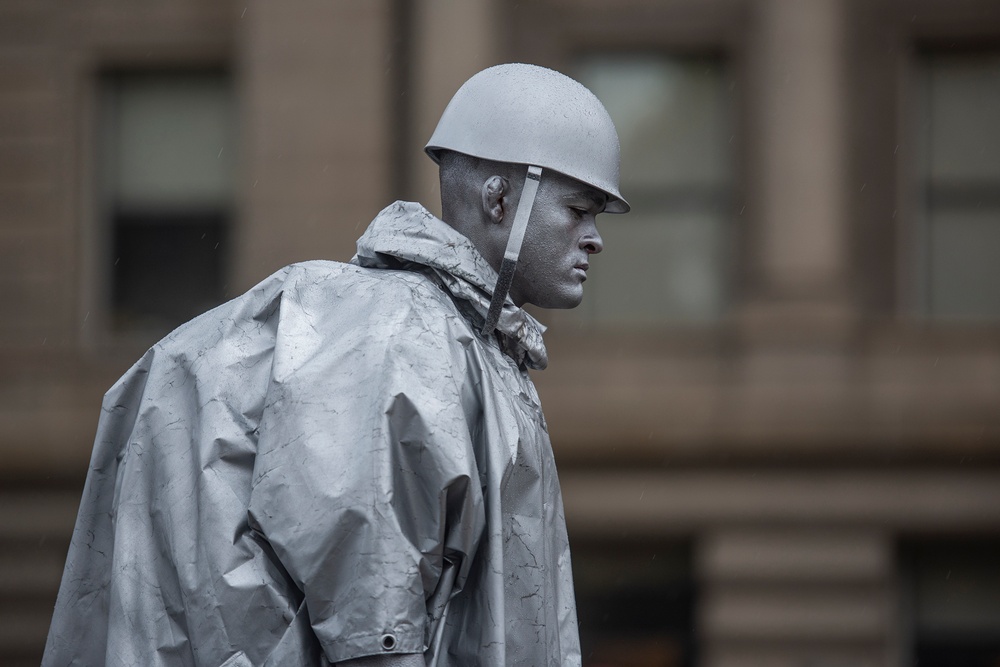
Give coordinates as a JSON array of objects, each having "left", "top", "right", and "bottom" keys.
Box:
[{"left": 1, "top": 1, "right": 999, "bottom": 666}]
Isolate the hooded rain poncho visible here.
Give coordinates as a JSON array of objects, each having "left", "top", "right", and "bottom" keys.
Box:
[{"left": 43, "top": 202, "right": 581, "bottom": 667}]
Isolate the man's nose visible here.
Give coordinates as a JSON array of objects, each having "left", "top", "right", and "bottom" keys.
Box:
[{"left": 581, "top": 223, "right": 603, "bottom": 255}]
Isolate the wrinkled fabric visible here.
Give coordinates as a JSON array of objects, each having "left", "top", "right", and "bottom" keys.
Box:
[{"left": 44, "top": 202, "right": 581, "bottom": 667}]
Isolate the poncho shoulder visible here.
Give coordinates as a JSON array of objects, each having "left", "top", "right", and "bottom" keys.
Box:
[{"left": 46, "top": 259, "right": 492, "bottom": 666}]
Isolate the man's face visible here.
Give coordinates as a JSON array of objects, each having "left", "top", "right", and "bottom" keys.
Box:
[{"left": 508, "top": 171, "right": 606, "bottom": 309}]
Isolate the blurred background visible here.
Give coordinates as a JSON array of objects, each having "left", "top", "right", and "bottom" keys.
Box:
[{"left": 1, "top": 0, "right": 999, "bottom": 665}]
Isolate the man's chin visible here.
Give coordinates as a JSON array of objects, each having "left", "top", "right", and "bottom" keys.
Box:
[{"left": 532, "top": 290, "right": 584, "bottom": 310}]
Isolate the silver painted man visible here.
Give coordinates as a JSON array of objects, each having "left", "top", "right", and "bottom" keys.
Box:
[{"left": 44, "top": 63, "right": 629, "bottom": 667}]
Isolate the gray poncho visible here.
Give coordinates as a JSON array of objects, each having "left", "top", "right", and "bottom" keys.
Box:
[{"left": 43, "top": 202, "right": 581, "bottom": 667}]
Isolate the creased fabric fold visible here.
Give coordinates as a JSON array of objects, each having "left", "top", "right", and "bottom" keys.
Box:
[{"left": 44, "top": 202, "right": 579, "bottom": 667}]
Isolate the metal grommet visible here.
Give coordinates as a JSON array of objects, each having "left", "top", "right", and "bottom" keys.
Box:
[{"left": 380, "top": 634, "right": 397, "bottom": 651}]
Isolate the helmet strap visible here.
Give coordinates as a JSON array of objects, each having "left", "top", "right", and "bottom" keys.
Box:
[{"left": 481, "top": 165, "right": 543, "bottom": 336}]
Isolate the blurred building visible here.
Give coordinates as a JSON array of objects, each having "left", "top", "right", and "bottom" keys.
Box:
[{"left": 2, "top": 0, "right": 1000, "bottom": 665}]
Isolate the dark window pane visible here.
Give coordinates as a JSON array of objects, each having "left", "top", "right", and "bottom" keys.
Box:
[
  {"left": 916, "top": 639, "right": 1000, "bottom": 667},
  {"left": 111, "top": 212, "right": 228, "bottom": 332},
  {"left": 574, "top": 541, "right": 695, "bottom": 667},
  {"left": 902, "top": 539, "right": 1000, "bottom": 667}
]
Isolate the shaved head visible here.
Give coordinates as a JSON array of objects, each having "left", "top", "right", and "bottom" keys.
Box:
[
  {"left": 438, "top": 151, "right": 527, "bottom": 273},
  {"left": 439, "top": 151, "right": 524, "bottom": 218}
]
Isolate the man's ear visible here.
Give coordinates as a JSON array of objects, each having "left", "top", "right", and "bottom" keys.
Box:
[{"left": 481, "top": 175, "right": 508, "bottom": 224}]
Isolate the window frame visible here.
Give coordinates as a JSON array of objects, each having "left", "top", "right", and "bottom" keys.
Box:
[
  {"left": 879, "top": 1, "right": 1000, "bottom": 324},
  {"left": 904, "top": 46, "right": 1000, "bottom": 321},
  {"left": 505, "top": 0, "right": 751, "bottom": 337},
  {"left": 80, "top": 58, "right": 235, "bottom": 354}
]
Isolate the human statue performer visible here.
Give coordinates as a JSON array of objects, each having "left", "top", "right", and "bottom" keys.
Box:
[{"left": 44, "top": 63, "right": 629, "bottom": 667}]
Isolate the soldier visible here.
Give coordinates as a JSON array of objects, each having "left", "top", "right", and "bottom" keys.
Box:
[{"left": 44, "top": 63, "right": 628, "bottom": 667}]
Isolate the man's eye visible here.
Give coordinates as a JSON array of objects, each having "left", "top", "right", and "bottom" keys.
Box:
[{"left": 569, "top": 207, "right": 587, "bottom": 217}]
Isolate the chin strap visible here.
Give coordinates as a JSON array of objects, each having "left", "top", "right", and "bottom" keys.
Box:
[{"left": 481, "top": 165, "right": 543, "bottom": 336}]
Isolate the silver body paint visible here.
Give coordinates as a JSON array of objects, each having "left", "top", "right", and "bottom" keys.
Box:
[{"left": 44, "top": 202, "right": 580, "bottom": 667}]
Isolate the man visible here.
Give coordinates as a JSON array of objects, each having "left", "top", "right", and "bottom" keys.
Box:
[{"left": 44, "top": 63, "right": 628, "bottom": 666}]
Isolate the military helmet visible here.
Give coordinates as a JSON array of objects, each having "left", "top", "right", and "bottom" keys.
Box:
[{"left": 425, "top": 63, "right": 629, "bottom": 214}]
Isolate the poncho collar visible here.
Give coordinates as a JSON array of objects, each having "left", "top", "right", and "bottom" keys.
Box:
[{"left": 353, "top": 201, "right": 549, "bottom": 370}]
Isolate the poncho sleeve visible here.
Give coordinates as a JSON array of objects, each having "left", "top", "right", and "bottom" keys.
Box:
[{"left": 247, "top": 267, "right": 486, "bottom": 664}]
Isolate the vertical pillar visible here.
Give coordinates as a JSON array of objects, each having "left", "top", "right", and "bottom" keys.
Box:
[
  {"left": 235, "top": 0, "right": 393, "bottom": 289},
  {"left": 747, "top": 0, "right": 851, "bottom": 307},
  {"left": 408, "top": 0, "right": 500, "bottom": 217}
]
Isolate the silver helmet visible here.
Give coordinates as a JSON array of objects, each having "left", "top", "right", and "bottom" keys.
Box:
[{"left": 425, "top": 63, "right": 629, "bottom": 214}]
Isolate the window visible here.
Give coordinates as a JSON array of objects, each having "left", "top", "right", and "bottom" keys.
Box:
[
  {"left": 901, "top": 539, "right": 1000, "bottom": 667},
  {"left": 570, "top": 54, "right": 736, "bottom": 327},
  {"left": 914, "top": 51, "right": 1000, "bottom": 319},
  {"left": 573, "top": 541, "right": 695, "bottom": 667},
  {"left": 99, "top": 71, "right": 235, "bottom": 335}
]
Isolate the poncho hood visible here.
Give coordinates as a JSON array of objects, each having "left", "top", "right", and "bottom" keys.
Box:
[{"left": 354, "top": 201, "right": 548, "bottom": 370}]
